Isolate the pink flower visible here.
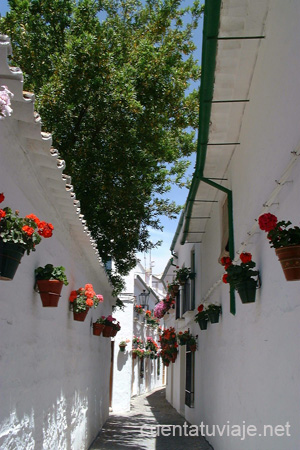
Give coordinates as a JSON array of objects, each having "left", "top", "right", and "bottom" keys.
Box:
[
  {"left": 0, "top": 86, "right": 13, "bottom": 118},
  {"left": 96, "top": 294, "right": 104, "bottom": 302}
]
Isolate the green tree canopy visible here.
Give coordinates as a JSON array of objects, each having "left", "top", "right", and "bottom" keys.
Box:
[{"left": 0, "top": 0, "right": 202, "bottom": 292}]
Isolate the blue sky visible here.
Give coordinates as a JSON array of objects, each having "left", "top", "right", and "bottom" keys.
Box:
[{"left": 0, "top": 0, "right": 203, "bottom": 275}]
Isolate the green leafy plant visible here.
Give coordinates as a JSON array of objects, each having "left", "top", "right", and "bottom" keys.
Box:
[
  {"left": 95, "top": 316, "right": 106, "bottom": 324},
  {"left": 221, "top": 253, "right": 258, "bottom": 289},
  {"left": 258, "top": 213, "right": 300, "bottom": 248},
  {"left": 194, "top": 304, "right": 208, "bottom": 323},
  {"left": 35, "top": 264, "right": 68, "bottom": 285},
  {"left": 112, "top": 298, "right": 125, "bottom": 311},
  {"left": 0, "top": 194, "right": 54, "bottom": 254},
  {"left": 207, "top": 304, "right": 222, "bottom": 314},
  {"left": 174, "top": 266, "right": 193, "bottom": 284}
]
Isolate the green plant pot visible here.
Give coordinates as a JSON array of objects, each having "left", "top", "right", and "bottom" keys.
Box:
[
  {"left": 119, "top": 345, "right": 126, "bottom": 352},
  {"left": 198, "top": 318, "right": 208, "bottom": 330},
  {"left": 208, "top": 311, "right": 220, "bottom": 324},
  {"left": 0, "top": 240, "right": 25, "bottom": 280},
  {"left": 236, "top": 280, "right": 257, "bottom": 304}
]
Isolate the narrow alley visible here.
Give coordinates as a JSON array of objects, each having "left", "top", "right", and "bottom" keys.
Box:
[{"left": 90, "top": 387, "right": 213, "bottom": 450}]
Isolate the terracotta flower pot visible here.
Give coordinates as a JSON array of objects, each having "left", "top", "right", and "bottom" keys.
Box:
[
  {"left": 36, "top": 280, "right": 63, "bottom": 307},
  {"left": 0, "top": 240, "right": 25, "bottom": 280},
  {"left": 132, "top": 352, "right": 137, "bottom": 359},
  {"left": 189, "top": 345, "right": 197, "bottom": 352},
  {"left": 73, "top": 308, "right": 89, "bottom": 321},
  {"left": 275, "top": 245, "right": 300, "bottom": 281},
  {"left": 111, "top": 328, "right": 118, "bottom": 337},
  {"left": 102, "top": 325, "right": 113, "bottom": 337},
  {"left": 93, "top": 323, "right": 105, "bottom": 336}
]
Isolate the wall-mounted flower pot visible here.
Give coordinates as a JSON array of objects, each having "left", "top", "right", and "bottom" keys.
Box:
[
  {"left": 132, "top": 352, "right": 137, "bottom": 359},
  {"left": 275, "top": 245, "right": 300, "bottom": 281},
  {"left": 111, "top": 328, "right": 118, "bottom": 337},
  {"left": 93, "top": 323, "right": 105, "bottom": 336},
  {"left": 73, "top": 308, "right": 89, "bottom": 321},
  {"left": 0, "top": 241, "right": 25, "bottom": 280},
  {"left": 102, "top": 325, "right": 113, "bottom": 337},
  {"left": 207, "top": 311, "right": 220, "bottom": 324},
  {"left": 36, "top": 280, "right": 63, "bottom": 307},
  {"left": 119, "top": 345, "right": 126, "bottom": 352},
  {"left": 189, "top": 345, "right": 197, "bottom": 352},
  {"left": 236, "top": 280, "right": 257, "bottom": 304},
  {"left": 198, "top": 319, "right": 208, "bottom": 330}
]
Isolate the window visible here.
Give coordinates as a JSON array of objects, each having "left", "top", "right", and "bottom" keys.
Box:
[
  {"left": 182, "top": 282, "right": 191, "bottom": 315},
  {"left": 175, "top": 290, "right": 181, "bottom": 319},
  {"left": 219, "top": 195, "right": 230, "bottom": 263},
  {"left": 185, "top": 343, "right": 195, "bottom": 407}
]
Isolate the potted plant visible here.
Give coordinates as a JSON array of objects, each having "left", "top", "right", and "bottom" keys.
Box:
[
  {"left": 132, "top": 348, "right": 144, "bottom": 359},
  {"left": 134, "top": 304, "right": 144, "bottom": 314},
  {"left": 119, "top": 340, "right": 129, "bottom": 352},
  {"left": 102, "top": 315, "right": 121, "bottom": 337},
  {"left": 167, "top": 280, "right": 179, "bottom": 297},
  {"left": 174, "top": 266, "right": 193, "bottom": 285},
  {"left": 0, "top": 193, "right": 54, "bottom": 280},
  {"left": 159, "top": 327, "right": 178, "bottom": 365},
  {"left": 93, "top": 316, "right": 106, "bottom": 336},
  {"left": 177, "top": 330, "right": 191, "bottom": 346},
  {"left": 69, "top": 284, "right": 100, "bottom": 321},
  {"left": 258, "top": 213, "right": 300, "bottom": 281},
  {"left": 207, "top": 304, "right": 222, "bottom": 323},
  {"left": 194, "top": 304, "right": 209, "bottom": 330},
  {"left": 34, "top": 264, "right": 68, "bottom": 307},
  {"left": 132, "top": 336, "right": 143, "bottom": 349},
  {"left": 221, "top": 253, "right": 259, "bottom": 303}
]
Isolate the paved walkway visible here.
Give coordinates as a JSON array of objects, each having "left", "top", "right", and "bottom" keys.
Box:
[{"left": 90, "top": 387, "right": 213, "bottom": 449}]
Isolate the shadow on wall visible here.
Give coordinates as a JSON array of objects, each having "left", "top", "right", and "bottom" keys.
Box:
[
  {"left": 0, "top": 389, "right": 103, "bottom": 449},
  {"left": 117, "top": 349, "right": 128, "bottom": 371}
]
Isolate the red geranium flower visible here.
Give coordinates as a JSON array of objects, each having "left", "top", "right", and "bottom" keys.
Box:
[
  {"left": 222, "top": 273, "right": 228, "bottom": 284},
  {"left": 197, "top": 304, "right": 204, "bottom": 313},
  {"left": 22, "top": 225, "right": 34, "bottom": 236},
  {"left": 0, "top": 209, "right": 6, "bottom": 219},
  {"left": 38, "top": 221, "right": 54, "bottom": 238},
  {"left": 0, "top": 193, "right": 5, "bottom": 203},
  {"left": 240, "top": 252, "right": 252, "bottom": 263},
  {"left": 69, "top": 290, "right": 78, "bottom": 302},
  {"left": 25, "top": 214, "right": 40, "bottom": 226},
  {"left": 220, "top": 256, "right": 232, "bottom": 267},
  {"left": 258, "top": 213, "right": 277, "bottom": 232},
  {"left": 86, "top": 298, "right": 93, "bottom": 307}
]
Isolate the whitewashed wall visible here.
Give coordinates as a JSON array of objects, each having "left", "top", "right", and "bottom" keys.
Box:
[
  {"left": 164, "top": 1, "right": 300, "bottom": 449},
  {"left": 0, "top": 37, "right": 114, "bottom": 450}
]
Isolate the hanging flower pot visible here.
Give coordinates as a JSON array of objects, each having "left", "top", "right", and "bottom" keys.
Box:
[
  {"left": 207, "top": 304, "right": 222, "bottom": 323},
  {"left": 119, "top": 344, "right": 126, "bottom": 352},
  {"left": 36, "top": 280, "right": 63, "bottom": 307},
  {"left": 275, "top": 245, "right": 300, "bottom": 281},
  {"left": 93, "top": 323, "right": 105, "bottom": 336},
  {"left": 0, "top": 240, "right": 25, "bottom": 280},
  {"left": 73, "top": 308, "right": 89, "bottom": 321},
  {"left": 0, "top": 194, "right": 54, "bottom": 281},
  {"left": 198, "top": 318, "right": 208, "bottom": 330},
  {"left": 236, "top": 279, "right": 257, "bottom": 304},
  {"left": 102, "top": 325, "right": 113, "bottom": 337},
  {"left": 189, "top": 344, "right": 197, "bottom": 352},
  {"left": 132, "top": 352, "right": 137, "bottom": 359}
]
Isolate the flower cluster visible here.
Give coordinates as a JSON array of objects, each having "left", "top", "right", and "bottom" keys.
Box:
[
  {"left": 132, "top": 336, "right": 143, "bottom": 348},
  {"left": 258, "top": 213, "right": 300, "bottom": 248},
  {"left": 221, "top": 253, "right": 258, "bottom": 289},
  {"left": 69, "top": 283, "right": 101, "bottom": 313},
  {"left": 177, "top": 331, "right": 197, "bottom": 351},
  {"left": 159, "top": 327, "right": 178, "bottom": 366},
  {"left": 145, "top": 337, "right": 158, "bottom": 353},
  {"left": 154, "top": 300, "right": 168, "bottom": 319},
  {"left": 0, "top": 193, "right": 53, "bottom": 254},
  {"left": 0, "top": 86, "right": 13, "bottom": 119},
  {"left": 134, "top": 304, "right": 144, "bottom": 314}
]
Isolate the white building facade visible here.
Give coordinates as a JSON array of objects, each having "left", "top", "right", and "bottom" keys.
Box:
[
  {"left": 0, "top": 36, "right": 115, "bottom": 449},
  {"left": 161, "top": 1, "right": 300, "bottom": 449}
]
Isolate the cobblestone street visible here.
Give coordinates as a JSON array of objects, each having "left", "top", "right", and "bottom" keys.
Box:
[{"left": 90, "top": 387, "right": 213, "bottom": 450}]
